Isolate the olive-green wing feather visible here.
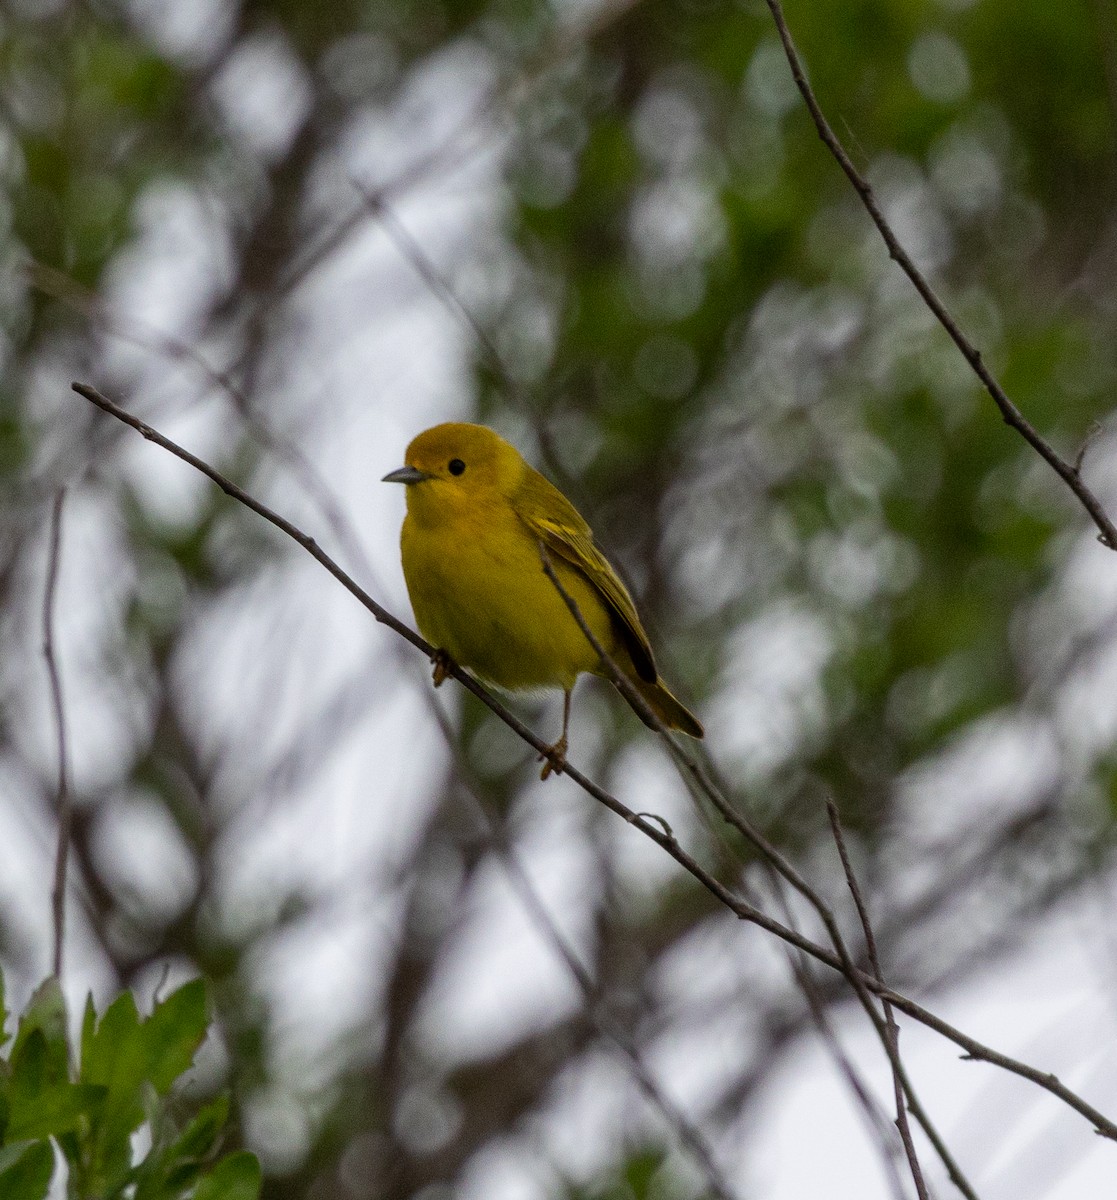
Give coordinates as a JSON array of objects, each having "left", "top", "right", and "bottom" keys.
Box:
[{"left": 513, "top": 465, "right": 658, "bottom": 682}]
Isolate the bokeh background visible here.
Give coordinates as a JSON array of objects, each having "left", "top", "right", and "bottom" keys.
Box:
[{"left": 3, "top": 0, "right": 1117, "bottom": 1196}]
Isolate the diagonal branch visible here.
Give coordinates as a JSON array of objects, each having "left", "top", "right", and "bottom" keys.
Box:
[
  {"left": 274, "top": 0, "right": 648, "bottom": 305},
  {"left": 763, "top": 0, "right": 1117, "bottom": 550},
  {"left": 70, "top": 379, "right": 1117, "bottom": 1146},
  {"left": 539, "top": 543, "right": 977, "bottom": 1198},
  {"left": 440, "top": 704, "right": 738, "bottom": 1200}
]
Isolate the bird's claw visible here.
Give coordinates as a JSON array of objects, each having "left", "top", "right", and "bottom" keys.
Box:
[
  {"left": 431, "top": 649, "right": 454, "bottom": 687},
  {"left": 538, "top": 735, "right": 568, "bottom": 780}
]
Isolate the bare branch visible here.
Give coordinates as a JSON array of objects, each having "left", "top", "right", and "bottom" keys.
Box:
[
  {"left": 763, "top": 0, "right": 1117, "bottom": 550},
  {"left": 70, "top": 379, "right": 1117, "bottom": 1145}
]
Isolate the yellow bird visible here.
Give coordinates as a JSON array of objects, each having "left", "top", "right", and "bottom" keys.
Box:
[{"left": 383, "top": 423, "right": 703, "bottom": 776}]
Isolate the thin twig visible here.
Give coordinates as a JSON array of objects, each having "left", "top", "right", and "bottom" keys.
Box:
[
  {"left": 539, "top": 544, "right": 856, "bottom": 955},
  {"left": 539, "top": 544, "right": 869, "bottom": 979},
  {"left": 369, "top": 199, "right": 512, "bottom": 388},
  {"left": 70, "top": 380, "right": 1117, "bottom": 1144},
  {"left": 763, "top": 0, "right": 1117, "bottom": 551},
  {"left": 438, "top": 703, "right": 737, "bottom": 1200},
  {"left": 828, "top": 802, "right": 964, "bottom": 1200},
  {"left": 273, "top": 0, "right": 648, "bottom": 303},
  {"left": 25, "top": 260, "right": 250, "bottom": 409},
  {"left": 770, "top": 886, "right": 913, "bottom": 1200},
  {"left": 255, "top": 443, "right": 733, "bottom": 1194},
  {"left": 540, "top": 541, "right": 978, "bottom": 1197},
  {"left": 357, "top": 191, "right": 593, "bottom": 510},
  {"left": 826, "top": 800, "right": 928, "bottom": 1197},
  {"left": 258, "top": 435, "right": 737, "bottom": 1197},
  {"left": 43, "top": 489, "right": 71, "bottom": 979},
  {"left": 1075, "top": 422, "right": 1103, "bottom": 477},
  {"left": 900, "top": 1059, "right": 980, "bottom": 1200}
]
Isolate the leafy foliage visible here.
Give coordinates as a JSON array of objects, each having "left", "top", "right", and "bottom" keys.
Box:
[{"left": 0, "top": 975, "right": 258, "bottom": 1200}]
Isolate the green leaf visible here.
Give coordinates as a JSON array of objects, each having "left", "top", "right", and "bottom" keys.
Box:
[
  {"left": 623, "top": 1148, "right": 665, "bottom": 1199},
  {"left": 170, "top": 1094, "right": 229, "bottom": 1163},
  {"left": 80, "top": 990, "right": 141, "bottom": 1088},
  {"left": 75, "top": 981, "right": 210, "bottom": 1196},
  {"left": 143, "top": 980, "right": 208, "bottom": 1094},
  {"left": 192, "top": 1151, "right": 261, "bottom": 1200},
  {"left": 5, "top": 1082, "right": 105, "bottom": 1142},
  {"left": 10, "top": 1033, "right": 51, "bottom": 1100},
  {"left": 11, "top": 981, "right": 67, "bottom": 1085},
  {"left": 132, "top": 1093, "right": 233, "bottom": 1200},
  {"left": 8, "top": 1021, "right": 106, "bottom": 1143},
  {"left": 85, "top": 990, "right": 159, "bottom": 1123},
  {"left": 0, "top": 1140, "right": 54, "bottom": 1200},
  {"left": 79, "top": 991, "right": 145, "bottom": 1191}
]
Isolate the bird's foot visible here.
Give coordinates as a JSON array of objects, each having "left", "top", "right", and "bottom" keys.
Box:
[
  {"left": 538, "top": 735, "right": 568, "bottom": 781},
  {"left": 430, "top": 649, "right": 454, "bottom": 688}
]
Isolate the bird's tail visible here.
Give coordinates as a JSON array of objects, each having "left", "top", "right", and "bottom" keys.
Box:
[{"left": 620, "top": 674, "right": 704, "bottom": 739}]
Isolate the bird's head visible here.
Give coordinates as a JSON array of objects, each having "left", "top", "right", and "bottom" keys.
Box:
[{"left": 383, "top": 423, "right": 525, "bottom": 522}]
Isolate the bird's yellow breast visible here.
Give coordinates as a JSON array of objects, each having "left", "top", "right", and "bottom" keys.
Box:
[{"left": 400, "top": 489, "right": 617, "bottom": 691}]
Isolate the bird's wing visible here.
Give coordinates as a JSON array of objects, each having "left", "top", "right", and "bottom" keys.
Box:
[{"left": 514, "top": 466, "right": 658, "bottom": 682}]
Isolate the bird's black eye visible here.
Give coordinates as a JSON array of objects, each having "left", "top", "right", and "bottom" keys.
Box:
[{"left": 448, "top": 458, "right": 465, "bottom": 476}]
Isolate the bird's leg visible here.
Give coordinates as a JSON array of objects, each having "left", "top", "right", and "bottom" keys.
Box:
[
  {"left": 539, "top": 688, "right": 572, "bottom": 780},
  {"left": 430, "top": 648, "right": 455, "bottom": 687}
]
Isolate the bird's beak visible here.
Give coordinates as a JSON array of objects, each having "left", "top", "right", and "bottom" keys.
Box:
[{"left": 382, "top": 465, "right": 429, "bottom": 485}]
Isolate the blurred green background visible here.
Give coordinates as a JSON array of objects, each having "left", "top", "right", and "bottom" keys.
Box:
[{"left": 2, "top": 0, "right": 1117, "bottom": 1196}]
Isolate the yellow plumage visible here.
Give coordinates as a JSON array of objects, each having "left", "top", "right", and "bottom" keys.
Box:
[{"left": 384, "top": 423, "right": 703, "bottom": 773}]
